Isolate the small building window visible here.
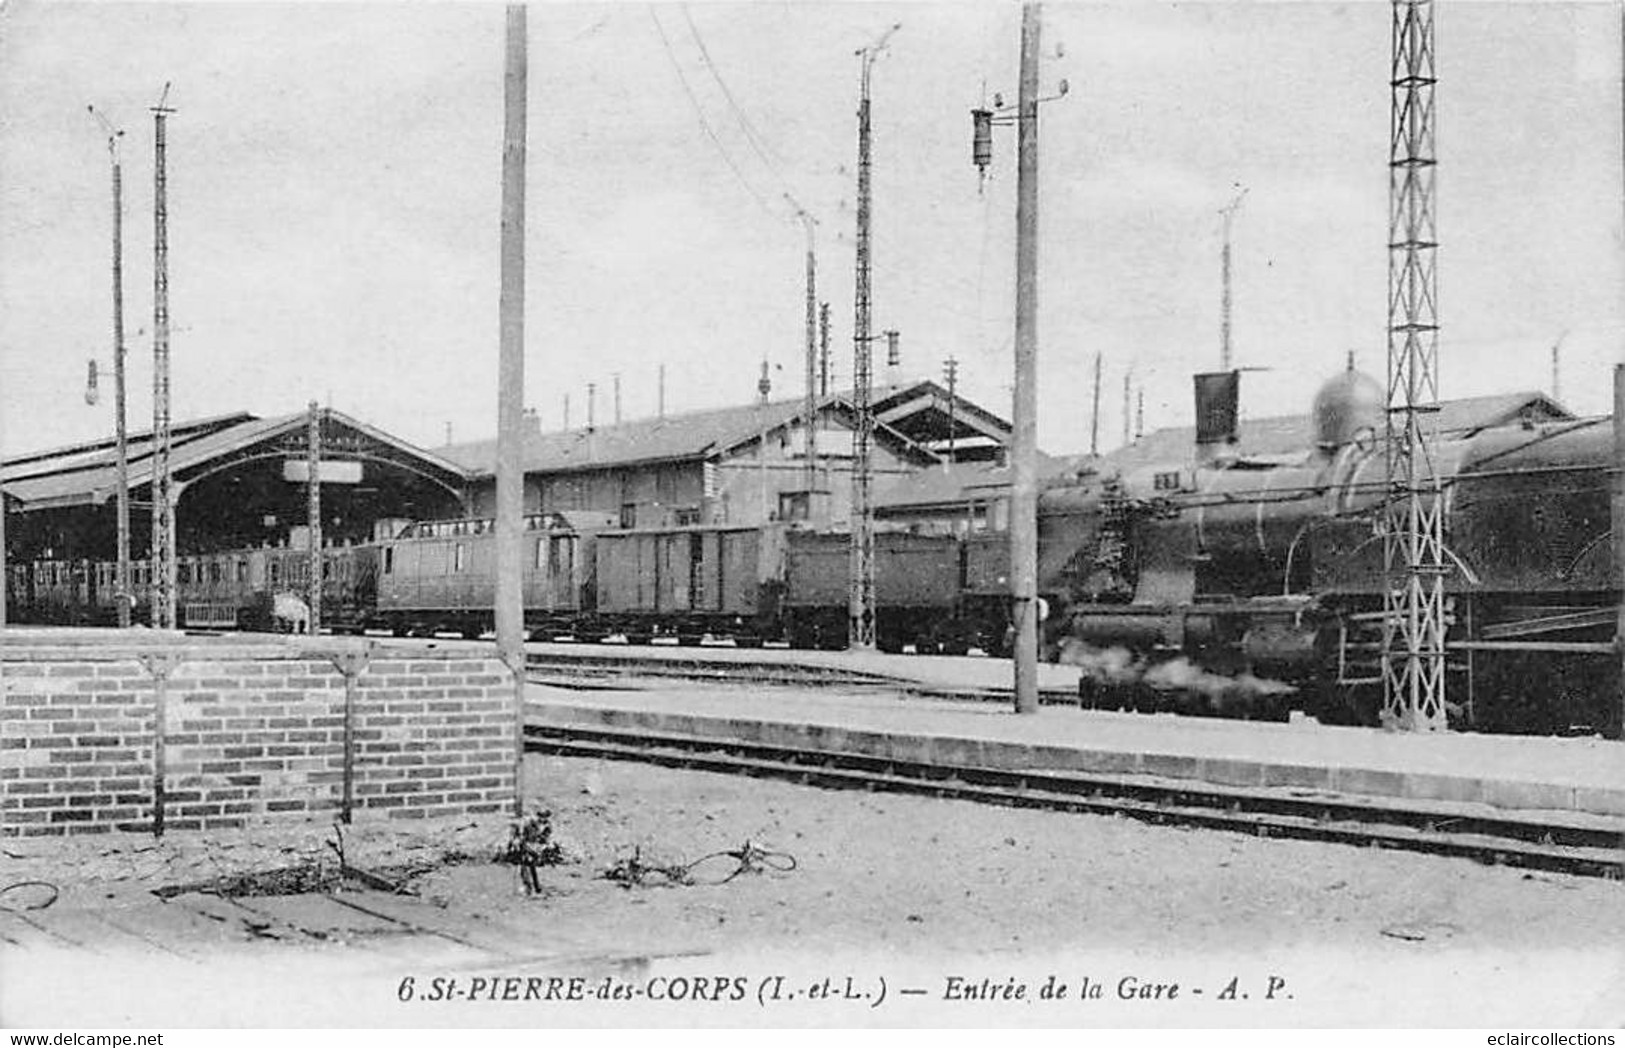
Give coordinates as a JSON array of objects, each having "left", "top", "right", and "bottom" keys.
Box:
[
  {"left": 454, "top": 543, "right": 467, "bottom": 572},
  {"left": 620, "top": 503, "right": 638, "bottom": 529},
  {"left": 383, "top": 547, "right": 394, "bottom": 575}
]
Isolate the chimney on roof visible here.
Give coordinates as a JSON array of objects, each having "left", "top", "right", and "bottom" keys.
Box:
[{"left": 522, "top": 407, "right": 540, "bottom": 434}]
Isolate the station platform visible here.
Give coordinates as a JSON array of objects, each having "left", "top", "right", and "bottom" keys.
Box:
[
  {"left": 527, "top": 680, "right": 1625, "bottom": 823},
  {"left": 524, "top": 639, "right": 1085, "bottom": 700}
]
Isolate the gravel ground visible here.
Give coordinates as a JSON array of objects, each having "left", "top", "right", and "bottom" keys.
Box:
[{"left": 4, "top": 751, "right": 1623, "bottom": 1027}]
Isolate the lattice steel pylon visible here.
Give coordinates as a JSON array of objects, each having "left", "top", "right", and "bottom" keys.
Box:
[
  {"left": 849, "top": 25, "right": 898, "bottom": 651},
  {"left": 150, "top": 90, "right": 177, "bottom": 631},
  {"left": 1383, "top": 0, "right": 1447, "bottom": 731}
]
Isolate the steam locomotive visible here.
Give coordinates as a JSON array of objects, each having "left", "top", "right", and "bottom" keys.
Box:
[{"left": 8, "top": 364, "right": 1619, "bottom": 736}]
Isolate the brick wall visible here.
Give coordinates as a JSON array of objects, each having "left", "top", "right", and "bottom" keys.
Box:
[{"left": 2, "top": 638, "right": 517, "bottom": 837}]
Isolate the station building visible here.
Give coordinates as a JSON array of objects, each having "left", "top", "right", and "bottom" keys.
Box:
[
  {"left": 1, "top": 380, "right": 1012, "bottom": 572},
  {"left": 437, "top": 380, "right": 1012, "bottom": 530}
]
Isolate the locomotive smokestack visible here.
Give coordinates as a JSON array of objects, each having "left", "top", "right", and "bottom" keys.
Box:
[{"left": 1193, "top": 370, "right": 1240, "bottom": 460}]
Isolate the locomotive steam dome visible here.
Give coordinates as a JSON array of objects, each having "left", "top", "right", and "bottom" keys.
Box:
[{"left": 1311, "top": 363, "right": 1383, "bottom": 451}]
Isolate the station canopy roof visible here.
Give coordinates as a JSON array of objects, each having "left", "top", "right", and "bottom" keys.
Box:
[
  {"left": 437, "top": 380, "right": 1012, "bottom": 477},
  {"left": 1, "top": 409, "right": 471, "bottom": 513}
]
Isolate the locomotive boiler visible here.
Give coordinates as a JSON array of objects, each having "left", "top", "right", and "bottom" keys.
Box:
[{"left": 1049, "top": 365, "right": 1620, "bottom": 735}]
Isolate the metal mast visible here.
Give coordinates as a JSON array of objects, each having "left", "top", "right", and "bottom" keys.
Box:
[
  {"left": 1219, "top": 187, "right": 1247, "bottom": 371},
  {"left": 306, "top": 401, "right": 322, "bottom": 635},
  {"left": 792, "top": 201, "right": 818, "bottom": 494},
  {"left": 943, "top": 355, "right": 959, "bottom": 466},
  {"left": 1383, "top": 0, "right": 1447, "bottom": 731},
  {"left": 91, "top": 106, "right": 132, "bottom": 628},
  {"left": 818, "top": 302, "right": 832, "bottom": 396},
  {"left": 150, "top": 87, "right": 176, "bottom": 631},
  {"left": 849, "top": 23, "right": 899, "bottom": 651}
]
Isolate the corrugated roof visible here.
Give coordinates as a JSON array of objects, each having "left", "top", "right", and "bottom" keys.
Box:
[{"left": 438, "top": 381, "right": 984, "bottom": 476}]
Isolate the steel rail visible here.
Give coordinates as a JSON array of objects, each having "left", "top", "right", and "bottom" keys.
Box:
[{"left": 524, "top": 722, "right": 1625, "bottom": 880}]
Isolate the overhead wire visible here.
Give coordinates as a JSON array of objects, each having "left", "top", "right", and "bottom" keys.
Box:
[
  {"left": 648, "top": 7, "right": 775, "bottom": 217},
  {"left": 680, "top": 5, "right": 794, "bottom": 195}
]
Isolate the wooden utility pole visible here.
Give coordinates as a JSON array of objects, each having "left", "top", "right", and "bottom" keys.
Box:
[
  {"left": 495, "top": 4, "right": 529, "bottom": 816},
  {"left": 1009, "top": 2, "right": 1043, "bottom": 714}
]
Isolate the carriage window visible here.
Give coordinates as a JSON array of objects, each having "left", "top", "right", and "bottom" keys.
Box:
[
  {"left": 210, "top": 562, "right": 222, "bottom": 583},
  {"left": 383, "top": 547, "right": 394, "bottom": 574},
  {"left": 269, "top": 560, "right": 281, "bottom": 585},
  {"left": 454, "top": 543, "right": 466, "bottom": 572},
  {"left": 535, "top": 538, "right": 546, "bottom": 570},
  {"left": 237, "top": 560, "right": 248, "bottom": 582}
]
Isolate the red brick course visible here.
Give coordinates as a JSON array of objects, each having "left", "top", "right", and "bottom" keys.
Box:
[{"left": 2, "top": 641, "right": 517, "bottom": 836}]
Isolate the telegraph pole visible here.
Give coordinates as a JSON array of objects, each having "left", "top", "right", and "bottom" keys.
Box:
[
  {"left": 90, "top": 105, "right": 132, "bottom": 628},
  {"left": 495, "top": 4, "right": 529, "bottom": 818},
  {"left": 306, "top": 401, "right": 322, "bottom": 635},
  {"left": 150, "top": 86, "right": 177, "bottom": 631},
  {"left": 1219, "top": 186, "right": 1247, "bottom": 371},
  {"left": 1121, "top": 370, "right": 1131, "bottom": 448},
  {"left": 943, "top": 356, "right": 959, "bottom": 466},
  {"left": 658, "top": 364, "right": 666, "bottom": 419},
  {"left": 1383, "top": 0, "right": 1447, "bottom": 731},
  {"left": 613, "top": 373, "right": 623, "bottom": 424},
  {"left": 849, "top": 23, "right": 899, "bottom": 652},
  {"left": 1089, "top": 351, "right": 1102, "bottom": 456}
]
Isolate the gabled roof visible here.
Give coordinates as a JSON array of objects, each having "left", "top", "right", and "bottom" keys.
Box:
[
  {"left": 2, "top": 410, "right": 470, "bottom": 512},
  {"left": 1097, "top": 391, "right": 1572, "bottom": 474},
  {"left": 438, "top": 380, "right": 1008, "bottom": 477}
]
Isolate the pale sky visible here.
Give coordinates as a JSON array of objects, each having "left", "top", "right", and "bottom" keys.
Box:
[{"left": 2, "top": 1, "right": 1622, "bottom": 462}]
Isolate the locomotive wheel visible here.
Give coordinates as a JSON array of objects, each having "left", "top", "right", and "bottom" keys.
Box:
[
  {"left": 913, "top": 637, "right": 940, "bottom": 657},
  {"left": 677, "top": 633, "right": 704, "bottom": 647},
  {"left": 626, "top": 633, "right": 653, "bottom": 646},
  {"left": 735, "top": 634, "right": 764, "bottom": 648}
]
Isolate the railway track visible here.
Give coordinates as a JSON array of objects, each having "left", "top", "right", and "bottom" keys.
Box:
[
  {"left": 524, "top": 721, "right": 1625, "bottom": 881},
  {"left": 523, "top": 651, "right": 1079, "bottom": 703}
]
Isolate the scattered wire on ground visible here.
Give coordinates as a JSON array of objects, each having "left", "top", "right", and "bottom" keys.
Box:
[
  {"left": 504, "top": 810, "right": 566, "bottom": 894},
  {"left": 601, "top": 840, "right": 797, "bottom": 890},
  {"left": 685, "top": 841, "right": 798, "bottom": 885},
  {"left": 0, "top": 881, "right": 60, "bottom": 912}
]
